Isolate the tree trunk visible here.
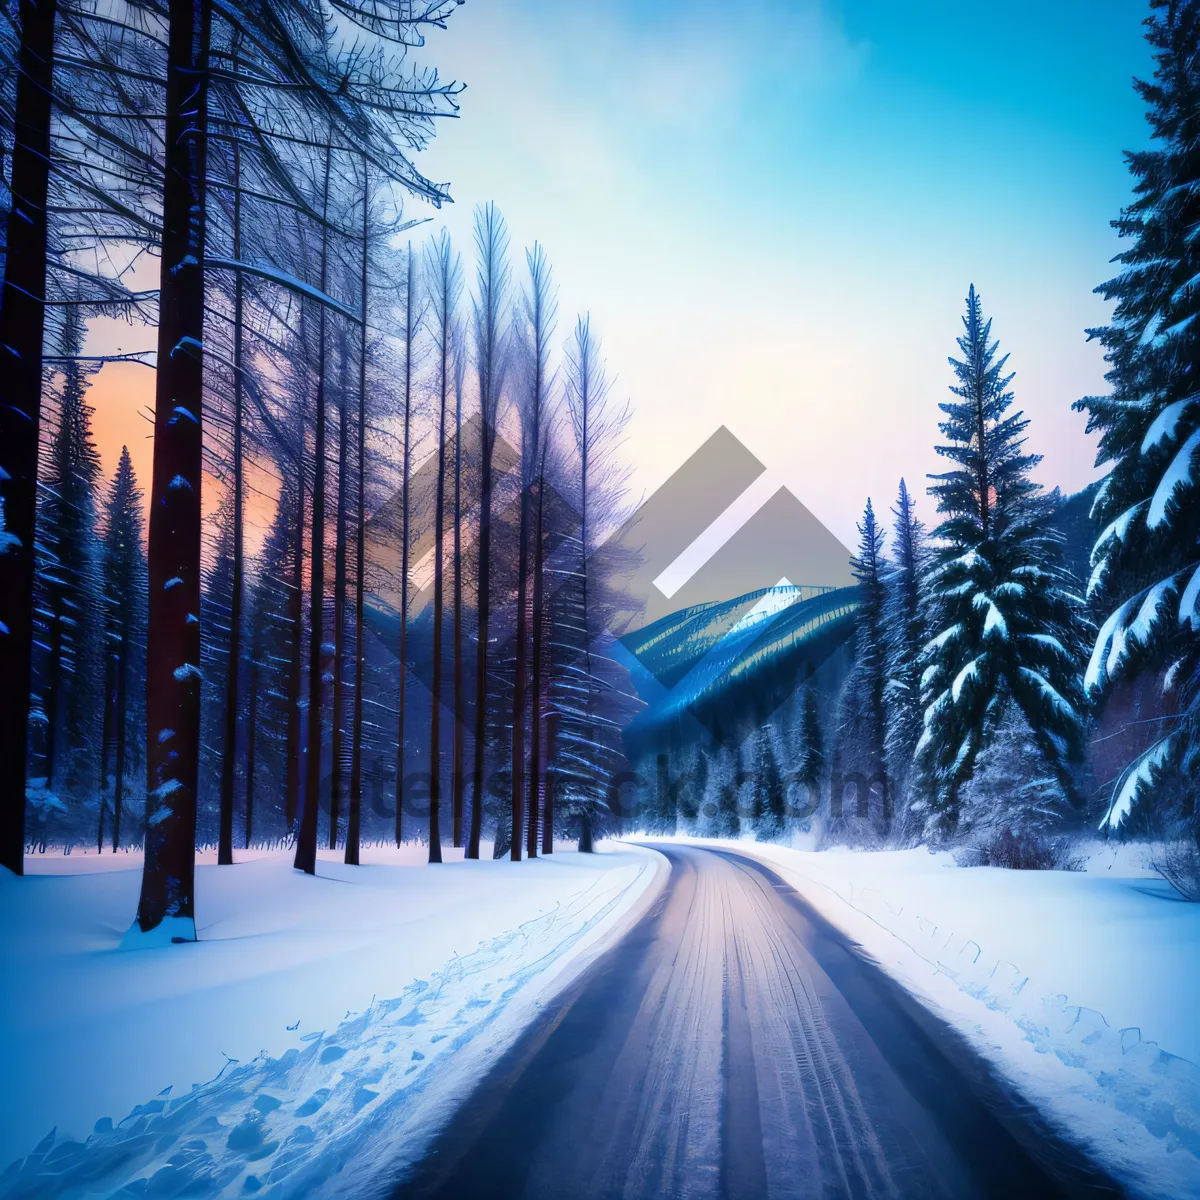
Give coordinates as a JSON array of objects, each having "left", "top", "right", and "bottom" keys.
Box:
[
  {"left": 579, "top": 382, "right": 594, "bottom": 855},
  {"left": 330, "top": 337, "right": 350, "bottom": 850},
  {"left": 394, "top": 247, "right": 413, "bottom": 846},
  {"left": 542, "top": 710, "right": 558, "bottom": 855},
  {"left": 244, "top": 646, "right": 258, "bottom": 849},
  {"left": 284, "top": 469, "right": 306, "bottom": 830},
  {"left": 217, "top": 138, "right": 245, "bottom": 867},
  {"left": 428, "top": 266, "right": 449, "bottom": 866},
  {"left": 0, "top": 0, "right": 58, "bottom": 877},
  {"left": 347, "top": 175, "right": 369, "bottom": 867},
  {"left": 294, "top": 142, "right": 334, "bottom": 878},
  {"left": 452, "top": 375, "right": 465, "bottom": 847},
  {"left": 467, "top": 430, "right": 493, "bottom": 861},
  {"left": 113, "top": 632, "right": 128, "bottom": 851},
  {"left": 531, "top": 472, "right": 550, "bottom": 855},
  {"left": 44, "top": 617, "right": 63, "bottom": 788},
  {"left": 99, "top": 648, "right": 115, "bottom": 853},
  {"left": 132, "top": 0, "right": 212, "bottom": 940},
  {"left": 510, "top": 482, "right": 530, "bottom": 861}
]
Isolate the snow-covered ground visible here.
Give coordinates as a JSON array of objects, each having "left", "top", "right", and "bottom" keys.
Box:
[
  {"left": 675, "top": 836, "right": 1200, "bottom": 1200},
  {"left": 0, "top": 842, "right": 666, "bottom": 1199}
]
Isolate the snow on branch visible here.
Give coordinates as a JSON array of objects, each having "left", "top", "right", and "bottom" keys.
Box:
[{"left": 204, "top": 257, "right": 362, "bottom": 324}]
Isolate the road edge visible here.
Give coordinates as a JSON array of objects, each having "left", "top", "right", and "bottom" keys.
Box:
[
  {"left": 677, "top": 838, "right": 1189, "bottom": 1200},
  {"left": 352, "top": 843, "right": 672, "bottom": 1199}
]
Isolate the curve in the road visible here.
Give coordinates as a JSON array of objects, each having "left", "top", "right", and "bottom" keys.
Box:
[{"left": 393, "top": 843, "right": 1124, "bottom": 1200}]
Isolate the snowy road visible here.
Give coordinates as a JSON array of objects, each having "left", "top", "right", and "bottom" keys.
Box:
[{"left": 393, "top": 844, "right": 1122, "bottom": 1200}]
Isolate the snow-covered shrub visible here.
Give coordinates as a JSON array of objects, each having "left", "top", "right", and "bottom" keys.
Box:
[
  {"left": 1153, "top": 839, "right": 1200, "bottom": 901},
  {"left": 969, "top": 827, "right": 1085, "bottom": 872}
]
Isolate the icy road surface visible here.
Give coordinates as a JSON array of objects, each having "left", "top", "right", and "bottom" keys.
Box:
[{"left": 395, "top": 844, "right": 1121, "bottom": 1200}]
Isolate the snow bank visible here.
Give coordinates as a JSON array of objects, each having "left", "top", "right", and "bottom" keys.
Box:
[
  {"left": 0, "top": 843, "right": 665, "bottom": 1199},
  {"left": 678, "top": 838, "right": 1200, "bottom": 1200}
]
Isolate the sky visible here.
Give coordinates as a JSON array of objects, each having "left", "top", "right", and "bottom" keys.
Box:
[
  {"left": 87, "top": 0, "right": 1153, "bottom": 553},
  {"left": 402, "top": 0, "right": 1153, "bottom": 550}
]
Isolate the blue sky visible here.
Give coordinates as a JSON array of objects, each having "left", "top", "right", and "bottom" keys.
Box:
[{"left": 407, "top": 0, "right": 1152, "bottom": 549}]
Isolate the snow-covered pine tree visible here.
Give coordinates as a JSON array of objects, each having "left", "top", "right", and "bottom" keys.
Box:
[
  {"left": 100, "top": 447, "right": 146, "bottom": 851},
  {"left": 200, "top": 496, "right": 236, "bottom": 844},
  {"left": 790, "top": 673, "right": 826, "bottom": 821},
  {"left": 883, "top": 478, "right": 927, "bottom": 819},
  {"left": 959, "top": 705, "right": 1075, "bottom": 851},
  {"left": 917, "top": 285, "right": 1088, "bottom": 837},
  {"left": 753, "top": 726, "right": 785, "bottom": 841},
  {"left": 247, "top": 482, "right": 303, "bottom": 842},
  {"left": 852, "top": 497, "right": 888, "bottom": 800},
  {"left": 1074, "top": 0, "right": 1200, "bottom": 841},
  {"left": 34, "top": 307, "right": 104, "bottom": 809},
  {"left": 697, "top": 741, "right": 740, "bottom": 838},
  {"left": 829, "top": 499, "right": 890, "bottom": 838}
]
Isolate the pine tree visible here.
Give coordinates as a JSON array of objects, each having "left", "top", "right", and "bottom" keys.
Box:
[
  {"left": 884, "top": 479, "right": 926, "bottom": 815},
  {"left": 917, "top": 286, "right": 1088, "bottom": 837},
  {"left": 714, "top": 745, "right": 742, "bottom": 838},
  {"left": 753, "top": 726, "right": 785, "bottom": 840},
  {"left": 959, "top": 706, "right": 1074, "bottom": 845},
  {"left": 850, "top": 497, "right": 888, "bottom": 816},
  {"left": 36, "top": 308, "right": 104, "bottom": 806},
  {"left": 100, "top": 448, "right": 146, "bottom": 852},
  {"left": 200, "top": 498, "right": 236, "bottom": 843},
  {"left": 794, "top": 678, "right": 826, "bottom": 796},
  {"left": 1074, "top": 0, "right": 1200, "bottom": 839},
  {"left": 249, "top": 482, "right": 302, "bottom": 842}
]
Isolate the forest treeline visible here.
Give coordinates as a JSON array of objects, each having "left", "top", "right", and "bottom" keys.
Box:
[{"left": 0, "top": 0, "right": 634, "bottom": 941}]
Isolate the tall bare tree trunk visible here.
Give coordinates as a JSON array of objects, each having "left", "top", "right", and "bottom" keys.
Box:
[
  {"left": 467, "top": 427, "right": 493, "bottom": 860},
  {"left": 428, "top": 238, "right": 456, "bottom": 865},
  {"left": 466, "top": 207, "right": 509, "bottom": 858},
  {"left": 44, "top": 619, "right": 63, "bottom": 787},
  {"left": 284, "top": 469, "right": 306, "bottom": 830},
  {"left": 451, "top": 364, "right": 466, "bottom": 846},
  {"left": 520, "top": 243, "right": 553, "bottom": 861},
  {"left": 510, "top": 483, "right": 530, "bottom": 861},
  {"left": 531, "top": 464, "right": 550, "bottom": 855},
  {"left": 394, "top": 246, "right": 413, "bottom": 846},
  {"left": 0, "top": 0, "right": 58, "bottom": 877},
  {"left": 244, "top": 639, "right": 259, "bottom": 848},
  {"left": 99, "top": 653, "right": 114, "bottom": 853},
  {"left": 347, "top": 173, "right": 369, "bottom": 867},
  {"left": 542, "top": 708, "right": 560, "bottom": 858},
  {"left": 113, "top": 630, "right": 128, "bottom": 850},
  {"left": 294, "top": 142, "right": 334, "bottom": 877},
  {"left": 218, "top": 136, "right": 245, "bottom": 866},
  {"left": 330, "top": 335, "right": 350, "bottom": 850},
  {"left": 132, "top": 0, "right": 212, "bottom": 938},
  {"left": 576, "top": 330, "right": 595, "bottom": 855}
]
